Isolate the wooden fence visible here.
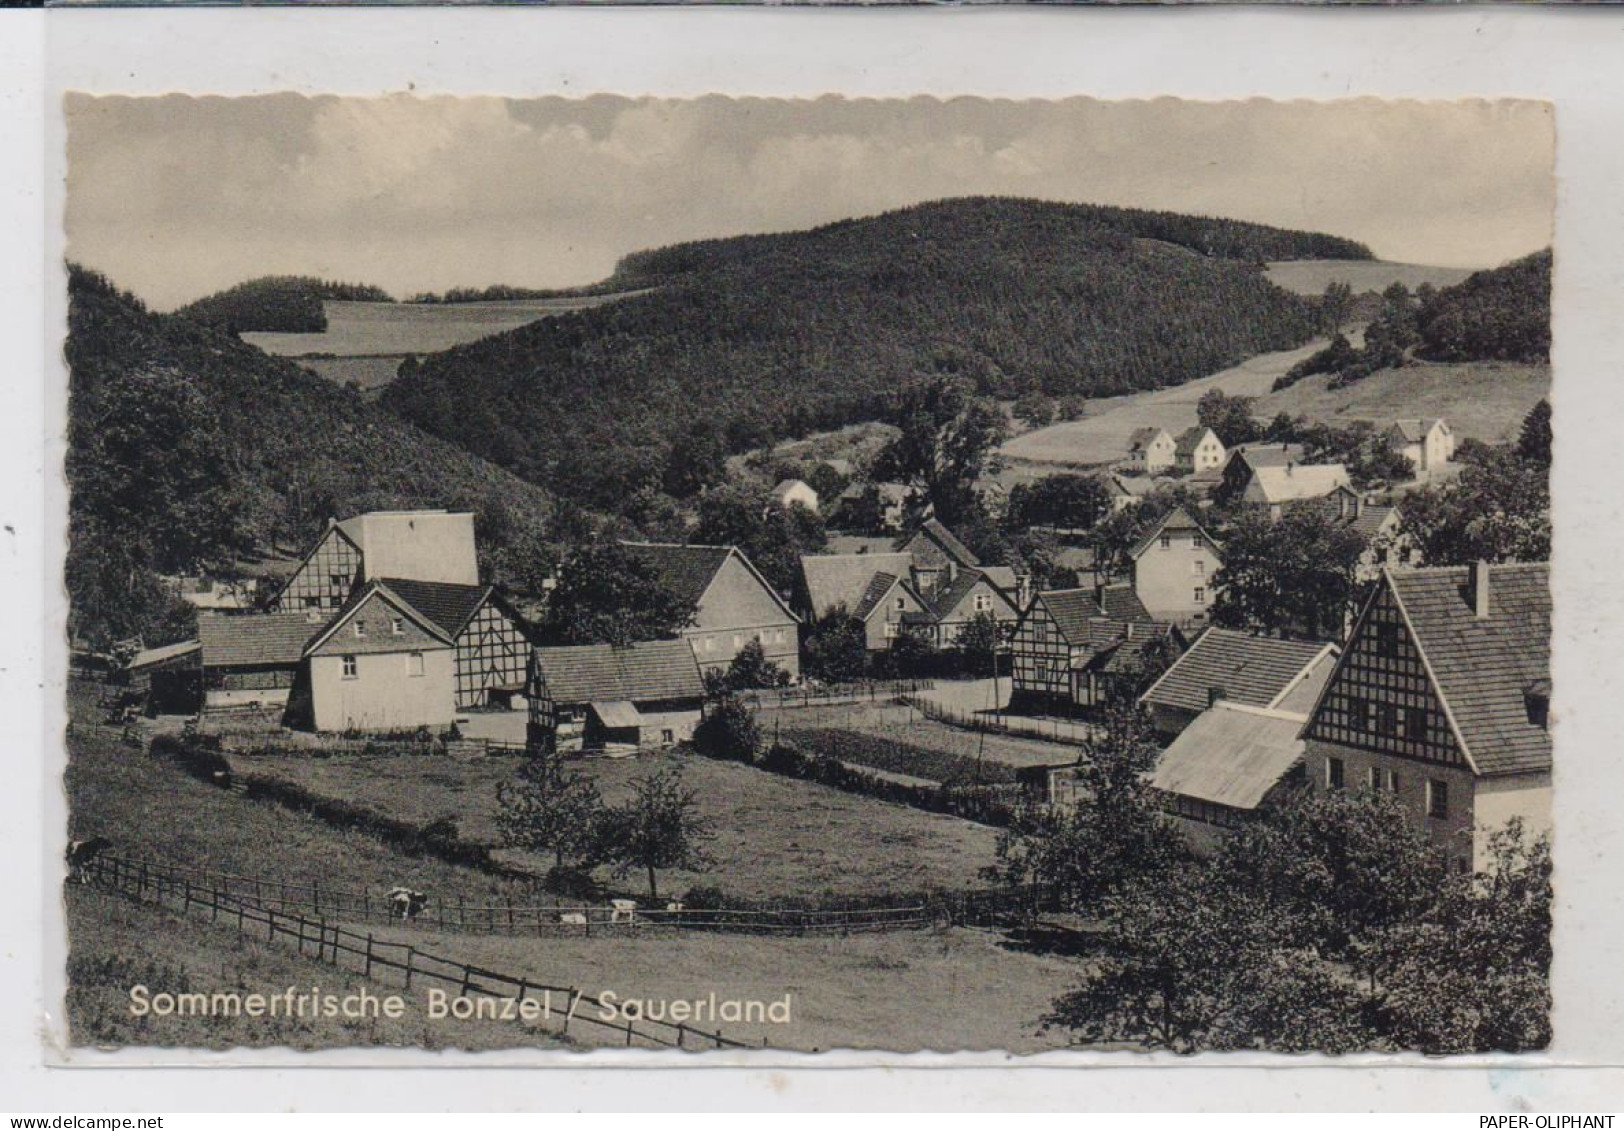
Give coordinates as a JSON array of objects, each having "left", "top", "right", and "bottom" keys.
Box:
[
  {"left": 81, "top": 854, "right": 760, "bottom": 1051},
  {"left": 744, "top": 680, "right": 935, "bottom": 712},
  {"left": 83, "top": 855, "right": 955, "bottom": 937}
]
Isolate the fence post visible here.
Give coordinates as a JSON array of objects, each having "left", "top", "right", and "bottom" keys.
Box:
[
  {"left": 313, "top": 880, "right": 320, "bottom": 918},
  {"left": 364, "top": 933, "right": 374, "bottom": 979},
  {"left": 139, "top": 861, "right": 149, "bottom": 899},
  {"left": 404, "top": 945, "right": 415, "bottom": 990},
  {"left": 268, "top": 907, "right": 277, "bottom": 943}
]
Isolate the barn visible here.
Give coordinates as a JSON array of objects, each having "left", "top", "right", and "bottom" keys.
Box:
[{"left": 527, "top": 639, "right": 705, "bottom": 754}]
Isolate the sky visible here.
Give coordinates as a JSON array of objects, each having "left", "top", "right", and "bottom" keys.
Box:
[{"left": 64, "top": 94, "right": 1554, "bottom": 311}]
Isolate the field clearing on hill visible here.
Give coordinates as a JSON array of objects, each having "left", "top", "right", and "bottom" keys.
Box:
[
  {"left": 243, "top": 293, "right": 649, "bottom": 359},
  {"left": 296, "top": 355, "right": 404, "bottom": 391},
  {"left": 224, "top": 745, "right": 999, "bottom": 902},
  {"left": 1251, "top": 361, "right": 1550, "bottom": 444},
  {"left": 354, "top": 919, "right": 1084, "bottom": 1053},
  {"left": 1264, "top": 259, "right": 1475, "bottom": 296},
  {"left": 997, "top": 337, "right": 1335, "bottom": 475}
]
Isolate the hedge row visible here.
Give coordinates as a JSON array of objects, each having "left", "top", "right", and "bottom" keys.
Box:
[{"left": 776, "top": 726, "right": 1020, "bottom": 787}]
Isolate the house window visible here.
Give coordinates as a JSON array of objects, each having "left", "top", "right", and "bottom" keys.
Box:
[
  {"left": 391, "top": 616, "right": 404, "bottom": 636},
  {"left": 974, "top": 594, "right": 992, "bottom": 613},
  {"left": 303, "top": 595, "right": 321, "bottom": 609},
  {"left": 1375, "top": 622, "right": 1401, "bottom": 659},
  {"left": 1387, "top": 770, "right": 1401, "bottom": 793},
  {"left": 1325, "top": 757, "right": 1345, "bottom": 790},
  {"left": 1160, "top": 535, "right": 1172, "bottom": 550},
  {"left": 1192, "top": 560, "right": 1205, "bottom": 576},
  {"left": 1348, "top": 696, "right": 1372, "bottom": 732},
  {"left": 353, "top": 620, "right": 367, "bottom": 638},
  {"left": 341, "top": 655, "right": 358, "bottom": 679},
  {"left": 661, "top": 729, "right": 675, "bottom": 744},
  {"left": 895, "top": 597, "right": 907, "bottom": 610},
  {"left": 1406, "top": 706, "right": 1429, "bottom": 744},
  {"left": 1427, "top": 779, "right": 1449, "bottom": 820},
  {"left": 1367, "top": 766, "right": 1381, "bottom": 791},
  {"left": 884, "top": 622, "right": 900, "bottom": 639},
  {"left": 329, "top": 573, "right": 347, "bottom": 589},
  {"left": 407, "top": 652, "right": 425, "bottom": 677},
  {"left": 327, "top": 594, "right": 342, "bottom": 608},
  {"left": 1377, "top": 703, "right": 1399, "bottom": 737},
  {"left": 1193, "top": 536, "right": 1206, "bottom": 550},
  {"left": 1193, "top": 587, "right": 1206, "bottom": 605}
]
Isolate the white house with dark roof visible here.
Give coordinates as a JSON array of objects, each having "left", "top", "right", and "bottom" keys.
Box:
[
  {"left": 1140, "top": 627, "right": 1339, "bottom": 738},
  {"left": 1385, "top": 418, "right": 1455, "bottom": 475},
  {"left": 1126, "top": 427, "right": 1177, "bottom": 474},
  {"left": 1300, "top": 562, "right": 1550, "bottom": 872},
  {"left": 1173, "top": 427, "right": 1226, "bottom": 475},
  {"left": 1241, "top": 462, "right": 1353, "bottom": 520},
  {"left": 771, "top": 478, "right": 820, "bottom": 514},
  {"left": 620, "top": 542, "right": 801, "bottom": 680},
  {"left": 300, "top": 581, "right": 458, "bottom": 733},
  {"left": 1129, "top": 507, "right": 1223, "bottom": 624}
]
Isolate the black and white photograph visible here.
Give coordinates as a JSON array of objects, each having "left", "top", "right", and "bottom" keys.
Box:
[{"left": 58, "top": 93, "right": 1555, "bottom": 1057}]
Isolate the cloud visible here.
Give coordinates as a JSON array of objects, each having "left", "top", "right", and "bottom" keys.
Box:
[{"left": 64, "top": 94, "right": 1553, "bottom": 310}]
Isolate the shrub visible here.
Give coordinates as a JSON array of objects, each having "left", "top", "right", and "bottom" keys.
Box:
[{"left": 691, "top": 695, "right": 761, "bottom": 763}]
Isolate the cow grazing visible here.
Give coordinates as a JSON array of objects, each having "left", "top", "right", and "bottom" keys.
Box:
[
  {"left": 386, "top": 887, "right": 428, "bottom": 922},
  {"left": 559, "top": 912, "right": 588, "bottom": 926},
  {"left": 65, "top": 837, "right": 111, "bottom": 884},
  {"left": 610, "top": 898, "right": 638, "bottom": 924}
]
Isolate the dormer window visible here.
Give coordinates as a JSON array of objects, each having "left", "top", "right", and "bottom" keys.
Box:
[
  {"left": 391, "top": 616, "right": 404, "bottom": 636},
  {"left": 1525, "top": 681, "right": 1551, "bottom": 729}
]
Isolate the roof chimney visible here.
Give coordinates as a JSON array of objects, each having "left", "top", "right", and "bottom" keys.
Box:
[
  {"left": 1208, "top": 685, "right": 1227, "bottom": 707},
  {"left": 1471, "top": 560, "right": 1492, "bottom": 619}
]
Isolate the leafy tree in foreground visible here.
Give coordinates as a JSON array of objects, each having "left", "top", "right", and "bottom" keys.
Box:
[
  {"left": 1197, "top": 388, "right": 1262, "bottom": 447},
  {"left": 540, "top": 543, "right": 697, "bottom": 646},
  {"left": 495, "top": 752, "right": 606, "bottom": 869},
  {"left": 953, "top": 611, "right": 1003, "bottom": 678},
  {"left": 1399, "top": 444, "right": 1551, "bottom": 566},
  {"left": 1005, "top": 473, "right": 1112, "bottom": 533},
  {"left": 802, "top": 608, "right": 870, "bottom": 684},
  {"left": 718, "top": 639, "right": 788, "bottom": 691},
  {"left": 985, "top": 705, "right": 1176, "bottom": 911},
  {"left": 604, "top": 767, "right": 716, "bottom": 900},
  {"left": 1210, "top": 504, "right": 1366, "bottom": 640}
]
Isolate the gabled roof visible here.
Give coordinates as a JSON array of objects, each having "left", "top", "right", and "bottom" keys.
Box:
[
  {"left": 200, "top": 613, "right": 316, "bottom": 669},
  {"left": 1174, "top": 427, "right": 1220, "bottom": 458},
  {"left": 1129, "top": 507, "right": 1218, "bottom": 560},
  {"left": 1030, "top": 588, "right": 1108, "bottom": 646},
  {"left": 852, "top": 571, "right": 904, "bottom": 620},
  {"left": 619, "top": 542, "right": 734, "bottom": 608},
  {"left": 128, "top": 639, "right": 201, "bottom": 672},
  {"left": 531, "top": 639, "right": 704, "bottom": 705},
  {"left": 1151, "top": 702, "right": 1308, "bottom": 811},
  {"left": 1141, "top": 628, "right": 1338, "bottom": 716},
  {"left": 980, "top": 565, "right": 1020, "bottom": 595},
  {"left": 924, "top": 568, "right": 1018, "bottom": 621},
  {"left": 1296, "top": 494, "right": 1399, "bottom": 546},
  {"left": 1385, "top": 564, "right": 1551, "bottom": 776},
  {"left": 1108, "top": 474, "right": 1159, "bottom": 499},
  {"left": 375, "top": 577, "right": 494, "bottom": 640},
  {"left": 622, "top": 542, "right": 799, "bottom": 623},
  {"left": 1390, "top": 419, "right": 1445, "bottom": 443},
  {"left": 1128, "top": 427, "right": 1173, "bottom": 452},
  {"left": 801, "top": 552, "right": 916, "bottom": 618},
  {"left": 1247, "top": 464, "right": 1351, "bottom": 505},
  {"left": 772, "top": 479, "right": 815, "bottom": 501},
  {"left": 268, "top": 521, "right": 362, "bottom": 608},
  {"left": 1229, "top": 443, "right": 1308, "bottom": 470},
  {"left": 1097, "top": 582, "right": 1154, "bottom": 624},
  {"left": 895, "top": 519, "right": 981, "bottom": 568},
  {"left": 303, "top": 580, "right": 457, "bottom": 656}
]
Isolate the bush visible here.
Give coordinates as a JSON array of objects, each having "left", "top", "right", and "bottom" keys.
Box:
[
  {"left": 692, "top": 695, "right": 761, "bottom": 762},
  {"left": 742, "top": 741, "right": 1021, "bottom": 828},
  {"left": 149, "top": 732, "right": 233, "bottom": 788}
]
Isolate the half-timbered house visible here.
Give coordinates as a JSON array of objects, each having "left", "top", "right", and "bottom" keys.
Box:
[
  {"left": 269, "top": 510, "right": 480, "bottom": 616},
  {"left": 1009, "top": 588, "right": 1181, "bottom": 713},
  {"left": 526, "top": 638, "right": 705, "bottom": 754},
  {"left": 375, "top": 578, "right": 531, "bottom": 710},
  {"left": 1299, "top": 562, "right": 1551, "bottom": 872}
]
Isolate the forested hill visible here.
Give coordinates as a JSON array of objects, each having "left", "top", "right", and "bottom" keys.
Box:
[
  {"left": 1417, "top": 249, "right": 1551, "bottom": 363},
  {"left": 381, "top": 197, "right": 1369, "bottom": 511},
  {"left": 174, "top": 276, "right": 393, "bottom": 334},
  {"left": 66, "top": 266, "right": 562, "bottom": 644}
]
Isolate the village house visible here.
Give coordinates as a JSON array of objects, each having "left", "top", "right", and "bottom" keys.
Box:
[
  {"left": 1125, "top": 427, "right": 1177, "bottom": 474},
  {"left": 619, "top": 542, "right": 801, "bottom": 681},
  {"left": 298, "top": 581, "right": 458, "bottom": 733},
  {"left": 1216, "top": 442, "right": 1309, "bottom": 504},
  {"left": 831, "top": 482, "right": 924, "bottom": 533},
  {"left": 1106, "top": 473, "right": 1161, "bottom": 513},
  {"left": 1139, "top": 627, "right": 1339, "bottom": 739},
  {"left": 1009, "top": 588, "right": 1182, "bottom": 714},
  {"left": 197, "top": 613, "right": 314, "bottom": 717},
  {"left": 1385, "top": 418, "right": 1455, "bottom": 475},
  {"left": 797, "top": 521, "right": 1021, "bottom": 653},
  {"left": 1299, "top": 562, "right": 1550, "bottom": 873},
  {"left": 526, "top": 638, "right": 705, "bottom": 754},
  {"left": 1241, "top": 462, "right": 1353, "bottom": 520},
  {"left": 1128, "top": 507, "right": 1222, "bottom": 625},
  {"left": 269, "top": 510, "right": 480, "bottom": 616},
  {"left": 1149, "top": 702, "right": 1311, "bottom": 854},
  {"left": 1302, "top": 485, "right": 1412, "bottom": 583},
  {"left": 770, "top": 478, "right": 819, "bottom": 514},
  {"left": 1173, "top": 427, "right": 1226, "bottom": 475},
  {"left": 123, "top": 639, "right": 202, "bottom": 715},
  {"left": 370, "top": 578, "right": 532, "bottom": 710}
]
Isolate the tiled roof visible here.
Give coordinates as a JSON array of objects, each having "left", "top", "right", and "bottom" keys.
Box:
[
  {"left": 1230, "top": 443, "right": 1308, "bottom": 469},
  {"left": 981, "top": 565, "right": 1019, "bottom": 595},
  {"left": 532, "top": 639, "right": 704, "bottom": 705},
  {"left": 801, "top": 552, "right": 915, "bottom": 618},
  {"left": 1098, "top": 583, "right": 1154, "bottom": 623},
  {"left": 1032, "top": 588, "right": 1106, "bottom": 645},
  {"left": 1248, "top": 464, "right": 1351, "bottom": 504},
  {"left": 376, "top": 578, "right": 493, "bottom": 640},
  {"left": 1390, "top": 419, "right": 1442, "bottom": 443},
  {"left": 895, "top": 519, "right": 980, "bottom": 568},
  {"left": 1388, "top": 563, "right": 1551, "bottom": 776},
  {"left": 619, "top": 542, "right": 733, "bottom": 608},
  {"left": 1174, "top": 427, "right": 1216, "bottom": 458},
  {"left": 199, "top": 613, "right": 316, "bottom": 669},
  {"left": 1128, "top": 427, "right": 1169, "bottom": 451},
  {"left": 1141, "top": 628, "right": 1337, "bottom": 715},
  {"left": 852, "top": 571, "right": 902, "bottom": 620},
  {"left": 589, "top": 700, "right": 642, "bottom": 729},
  {"left": 1295, "top": 496, "right": 1398, "bottom": 545},
  {"left": 1129, "top": 506, "right": 1217, "bottom": 560},
  {"left": 1109, "top": 474, "right": 1159, "bottom": 498},
  {"left": 1151, "top": 703, "right": 1308, "bottom": 811}
]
